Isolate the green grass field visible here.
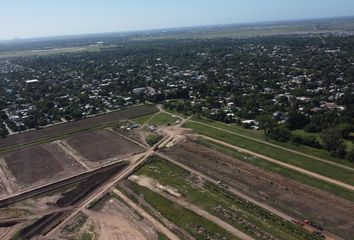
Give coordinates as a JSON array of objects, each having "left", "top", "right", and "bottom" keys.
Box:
[
  {"left": 192, "top": 117, "right": 354, "bottom": 168},
  {"left": 127, "top": 182, "right": 240, "bottom": 240},
  {"left": 0, "top": 45, "right": 102, "bottom": 59},
  {"left": 131, "top": 113, "right": 156, "bottom": 125},
  {"left": 197, "top": 138, "right": 354, "bottom": 202},
  {"left": 147, "top": 112, "right": 180, "bottom": 126},
  {"left": 129, "top": 157, "right": 318, "bottom": 240},
  {"left": 146, "top": 134, "right": 163, "bottom": 146},
  {"left": 184, "top": 121, "right": 354, "bottom": 186}
]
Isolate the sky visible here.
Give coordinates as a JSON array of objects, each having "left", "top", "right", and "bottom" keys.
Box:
[{"left": 1, "top": 0, "right": 354, "bottom": 40}]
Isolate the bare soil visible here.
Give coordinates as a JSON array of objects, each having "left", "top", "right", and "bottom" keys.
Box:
[
  {"left": 57, "top": 197, "right": 159, "bottom": 240},
  {"left": 162, "top": 139, "right": 354, "bottom": 239},
  {"left": 0, "top": 181, "right": 6, "bottom": 196},
  {"left": 113, "top": 126, "right": 147, "bottom": 147},
  {"left": 0, "top": 143, "right": 85, "bottom": 190},
  {"left": 0, "top": 105, "right": 158, "bottom": 150},
  {"left": 129, "top": 175, "right": 253, "bottom": 240},
  {"left": 66, "top": 130, "right": 144, "bottom": 167}
]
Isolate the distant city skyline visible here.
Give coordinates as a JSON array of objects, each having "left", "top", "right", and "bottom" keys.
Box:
[{"left": 1, "top": 0, "right": 354, "bottom": 40}]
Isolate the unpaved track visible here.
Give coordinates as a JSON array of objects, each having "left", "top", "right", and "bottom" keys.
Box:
[
  {"left": 155, "top": 152, "right": 342, "bottom": 240},
  {"left": 179, "top": 199, "right": 253, "bottom": 240},
  {"left": 32, "top": 105, "right": 345, "bottom": 240},
  {"left": 113, "top": 189, "right": 180, "bottom": 240},
  {"left": 0, "top": 158, "right": 13, "bottom": 194},
  {"left": 114, "top": 110, "right": 344, "bottom": 239},
  {"left": 43, "top": 150, "right": 154, "bottom": 239},
  {"left": 130, "top": 177, "right": 254, "bottom": 240},
  {"left": 55, "top": 140, "right": 91, "bottom": 170},
  {"left": 188, "top": 119, "right": 354, "bottom": 172},
  {"left": 159, "top": 106, "right": 354, "bottom": 172},
  {"left": 197, "top": 135, "right": 354, "bottom": 192},
  {"left": 141, "top": 111, "right": 161, "bottom": 128}
]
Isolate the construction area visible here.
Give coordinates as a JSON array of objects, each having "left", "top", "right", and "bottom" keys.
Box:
[{"left": 0, "top": 105, "right": 353, "bottom": 240}]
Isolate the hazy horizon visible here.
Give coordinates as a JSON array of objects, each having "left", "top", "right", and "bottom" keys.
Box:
[{"left": 1, "top": 0, "right": 354, "bottom": 40}]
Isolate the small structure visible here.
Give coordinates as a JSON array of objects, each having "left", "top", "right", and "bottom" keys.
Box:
[{"left": 25, "top": 79, "right": 39, "bottom": 84}]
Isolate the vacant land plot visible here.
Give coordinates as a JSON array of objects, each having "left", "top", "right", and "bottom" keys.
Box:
[
  {"left": 147, "top": 113, "right": 180, "bottom": 126},
  {"left": 0, "top": 181, "right": 6, "bottom": 196},
  {"left": 184, "top": 121, "right": 354, "bottom": 186},
  {"left": 58, "top": 194, "right": 162, "bottom": 240},
  {"left": 190, "top": 117, "right": 354, "bottom": 168},
  {"left": 125, "top": 157, "right": 318, "bottom": 240},
  {"left": 0, "top": 144, "right": 85, "bottom": 190},
  {"left": 163, "top": 140, "right": 354, "bottom": 239},
  {"left": 131, "top": 113, "right": 157, "bottom": 125},
  {"left": 121, "top": 181, "right": 240, "bottom": 240},
  {"left": 0, "top": 105, "right": 158, "bottom": 151},
  {"left": 66, "top": 130, "right": 143, "bottom": 167},
  {"left": 197, "top": 138, "right": 354, "bottom": 202}
]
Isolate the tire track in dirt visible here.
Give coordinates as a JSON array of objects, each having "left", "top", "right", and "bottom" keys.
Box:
[
  {"left": 113, "top": 189, "right": 180, "bottom": 240},
  {"left": 197, "top": 135, "right": 354, "bottom": 192},
  {"left": 55, "top": 140, "right": 91, "bottom": 170},
  {"left": 128, "top": 175, "right": 254, "bottom": 240},
  {"left": 156, "top": 152, "right": 342, "bottom": 240},
  {"left": 0, "top": 157, "right": 14, "bottom": 194},
  {"left": 188, "top": 120, "right": 354, "bottom": 172}
]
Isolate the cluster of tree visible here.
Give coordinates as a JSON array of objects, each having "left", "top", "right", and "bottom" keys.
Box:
[
  {"left": 0, "top": 111, "right": 9, "bottom": 138},
  {"left": 265, "top": 116, "right": 353, "bottom": 161},
  {"left": 0, "top": 122, "right": 8, "bottom": 138}
]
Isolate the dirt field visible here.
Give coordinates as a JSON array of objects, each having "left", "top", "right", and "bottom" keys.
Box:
[
  {"left": 112, "top": 123, "right": 148, "bottom": 147},
  {"left": 0, "top": 105, "right": 158, "bottom": 150},
  {"left": 57, "top": 197, "right": 160, "bottom": 240},
  {"left": 0, "top": 181, "right": 6, "bottom": 196},
  {"left": 66, "top": 130, "right": 144, "bottom": 168},
  {"left": 0, "top": 143, "right": 85, "bottom": 190},
  {"left": 162, "top": 139, "right": 354, "bottom": 239}
]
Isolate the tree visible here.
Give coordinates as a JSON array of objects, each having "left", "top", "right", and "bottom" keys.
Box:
[
  {"left": 346, "top": 149, "right": 354, "bottom": 162},
  {"left": 268, "top": 126, "right": 291, "bottom": 142},
  {"left": 0, "top": 128, "right": 9, "bottom": 138},
  {"left": 256, "top": 114, "right": 277, "bottom": 140},
  {"left": 286, "top": 110, "right": 309, "bottom": 130},
  {"left": 304, "top": 123, "right": 321, "bottom": 133},
  {"left": 321, "top": 130, "right": 347, "bottom": 158},
  {"left": 333, "top": 123, "right": 353, "bottom": 139}
]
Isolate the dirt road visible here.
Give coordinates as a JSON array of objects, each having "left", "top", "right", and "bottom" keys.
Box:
[
  {"left": 155, "top": 152, "right": 342, "bottom": 240},
  {"left": 55, "top": 140, "right": 91, "bottom": 170},
  {"left": 159, "top": 106, "right": 354, "bottom": 172},
  {"left": 42, "top": 150, "right": 154, "bottom": 239},
  {"left": 0, "top": 158, "right": 13, "bottom": 194},
  {"left": 188, "top": 119, "right": 354, "bottom": 172},
  {"left": 129, "top": 176, "right": 254, "bottom": 240},
  {"left": 197, "top": 135, "right": 354, "bottom": 192},
  {"left": 113, "top": 189, "right": 180, "bottom": 240}
]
